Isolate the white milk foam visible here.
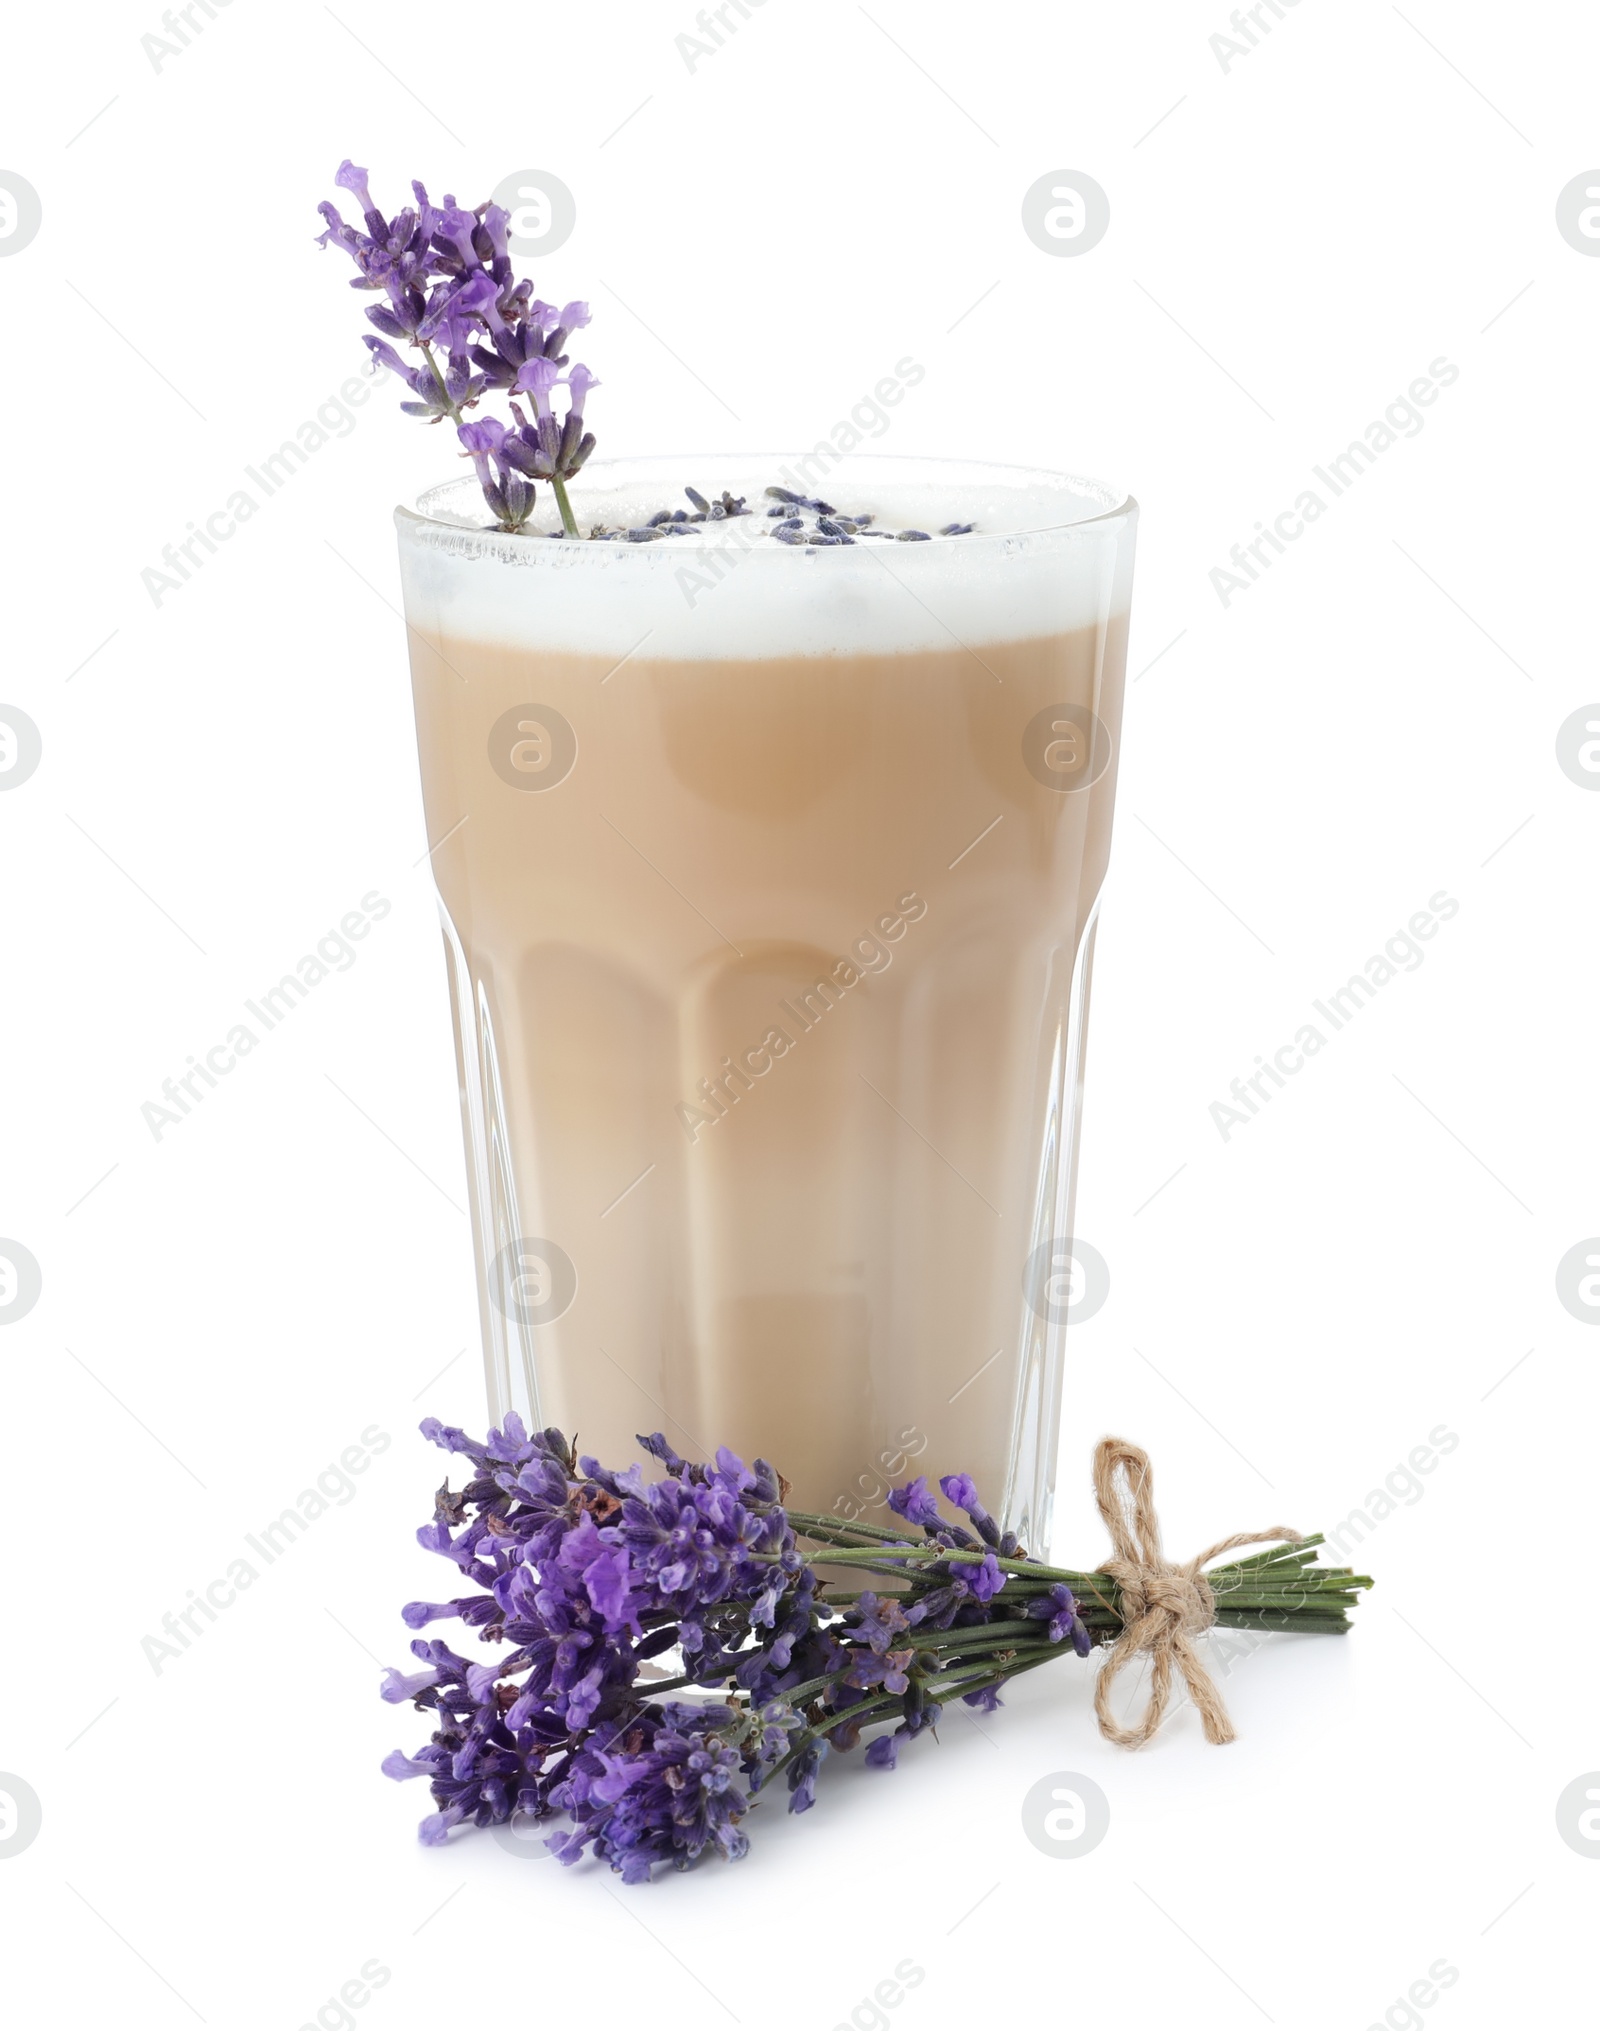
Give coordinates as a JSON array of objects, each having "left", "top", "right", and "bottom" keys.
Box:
[{"left": 395, "top": 455, "right": 1137, "bottom": 660}]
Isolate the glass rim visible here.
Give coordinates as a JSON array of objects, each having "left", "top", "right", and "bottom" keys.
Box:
[{"left": 396, "top": 451, "right": 1138, "bottom": 559}]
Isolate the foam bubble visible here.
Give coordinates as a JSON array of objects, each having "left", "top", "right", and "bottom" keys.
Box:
[{"left": 395, "top": 454, "right": 1137, "bottom": 660}]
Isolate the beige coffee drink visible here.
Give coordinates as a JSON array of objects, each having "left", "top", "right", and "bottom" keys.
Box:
[{"left": 396, "top": 455, "right": 1136, "bottom": 1550}]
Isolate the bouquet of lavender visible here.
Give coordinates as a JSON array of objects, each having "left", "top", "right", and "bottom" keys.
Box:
[
  {"left": 317, "top": 162, "right": 597, "bottom": 536},
  {"left": 381, "top": 1419, "right": 1370, "bottom": 1883}
]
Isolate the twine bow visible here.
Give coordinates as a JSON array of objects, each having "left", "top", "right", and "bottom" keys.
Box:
[{"left": 1090, "top": 1437, "right": 1301, "bottom": 1748}]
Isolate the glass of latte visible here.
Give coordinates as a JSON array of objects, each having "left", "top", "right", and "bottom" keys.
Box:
[{"left": 395, "top": 453, "right": 1136, "bottom": 1551}]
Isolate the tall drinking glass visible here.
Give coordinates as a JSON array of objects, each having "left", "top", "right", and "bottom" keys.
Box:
[{"left": 395, "top": 454, "right": 1136, "bottom": 1551}]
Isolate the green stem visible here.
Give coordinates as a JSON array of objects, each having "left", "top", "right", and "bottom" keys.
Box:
[
  {"left": 907, "top": 1626, "right": 1063, "bottom": 1658},
  {"left": 549, "top": 471, "right": 580, "bottom": 539},
  {"left": 803, "top": 1545, "right": 1093, "bottom": 1579},
  {"left": 798, "top": 1537, "right": 1371, "bottom": 1603},
  {"left": 786, "top": 1510, "right": 927, "bottom": 1546},
  {"left": 771, "top": 1668, "right": 848, "bottom": 1710},
  {"left": 923, "top": 1648, "right": 1062, "bottom": 1699},
  {"left": 1213, "top": 1611, "right": 1354, "bottom": 1633}
]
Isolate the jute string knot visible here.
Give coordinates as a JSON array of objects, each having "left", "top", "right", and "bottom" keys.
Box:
[{"left": 1091, "top": 1437, "right": 1301, "bottom": 1748}]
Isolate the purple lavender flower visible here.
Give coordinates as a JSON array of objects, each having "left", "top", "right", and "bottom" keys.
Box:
[
  {"left": 435, "top": 203, "right": 484, "bottom": 268},
  {"left": 479, "top": 203, "right": 511, "bottom": 265},
  {"left": 846, "top": 1592, "right": 912, "bottom": 1656},
  {"left": 566, "top": 363, "right": 600, "bottom": 420},
  {"left": 333, "top": 158, "right": 378, "bottom": 225},
  {"left": 550, "top": 1703, "right": 752, "bottom": 1882},
  {"left": 514, "top": 355, "right": 563, "bottom": 413},
  {"left": 940, "top": 1471, "right": 1002, "bottom": 1547},
  {"left": 379, "top": 1748, "right": 434, "bottom": 1780},
  {"left": 379, "top": 1659, "right": 442, "bottom": 1704},
  {"left": 834, "top": 1592, "right": 918, "bottom": 1699},
  {"left": 400, "top": 1594, "right": 498, "bottom": 1631},
  {"left": 380, "top": 1635, "right": 579, "bottom": 1846},
  {"left": 968, "top": 1551, "right": 1007, "bottom": 1603},
  {"left": 318, "top": 162, "right": 599, "bottom": 535},
  {"left": 456, "top": 416, "right": 506, "bottom": 491},
  {"left": 1025, "top": 1582, "right": 1092, "bottom": 1655},
  {"left": 613, "top": 1442, "right": 798, "bottom": 1636},
  {"left": 901, "top": 1543, "right": 1007, "bottom": 1632},
  {"left": 552, "top": 1511, "right": 641, "bottom": 1637},
  {"left": 886, "top": 1474, "right": 942, "bottom": 1527},
  {"left": 940, "top": 1472, "right": 981, "bottom": 1513},
  {"left": 786, "top": 1740, "right": 827, "bottom": 1813},
  {"left": 420, "top": 268, "right": 499, "bottom": 356}
]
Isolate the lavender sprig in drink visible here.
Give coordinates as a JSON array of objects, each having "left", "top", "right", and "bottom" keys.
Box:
[{"left": 316, "top": 161, "right": 597, "bottom": 535}]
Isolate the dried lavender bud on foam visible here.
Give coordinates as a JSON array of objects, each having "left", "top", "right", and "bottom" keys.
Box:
[{"left": 397, "top": 464, "right": 1131, "bottom": 660}]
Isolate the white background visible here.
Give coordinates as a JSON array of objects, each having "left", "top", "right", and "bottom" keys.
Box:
[{"left": 2, "top": 3, "right": 1596, "bottom": 2026}]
